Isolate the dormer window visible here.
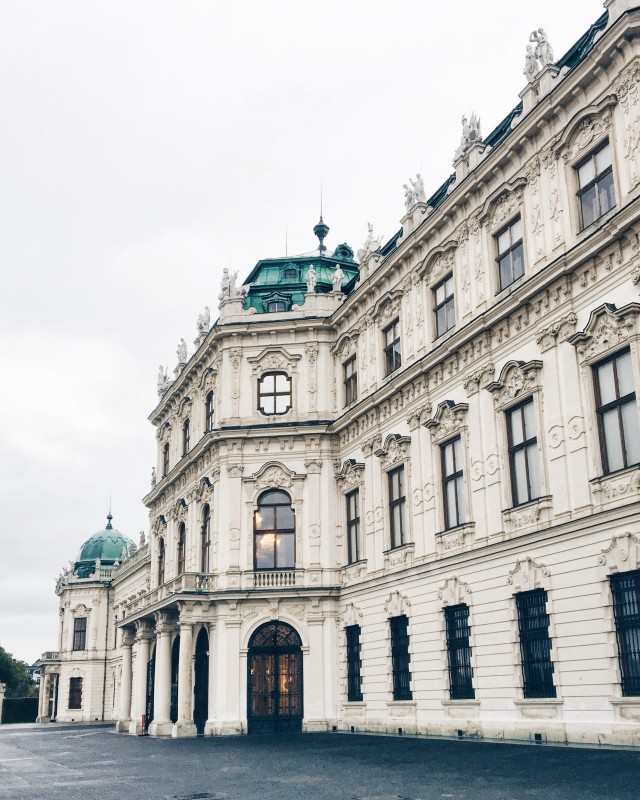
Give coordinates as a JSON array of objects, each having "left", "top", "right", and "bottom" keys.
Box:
[
  {"left": 283, "top": 268, "right": 297, "bottom": 281},
  {"left": 266, "top": 300, "right": 287, "bottom": 313}
]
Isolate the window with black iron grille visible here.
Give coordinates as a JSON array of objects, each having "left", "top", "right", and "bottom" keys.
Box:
[
  {"left": 162, "top": 442, "right": 170, "bottom": 478},
  {"left": 346, "top": 489, "right": 360, "bottom": 564},
  {"left": 390, "top": 615, "right": 412, "bottom": 700},
  {"left": 441, "top": 437, "right": 465, "bottom": 529},
  {"left": 72, "top": 617, "right": 87, "bottom": 651},
  {"left": 383, "top": 319, "right": 402, "bottom": 376},
  {"left": 258, "top": 372, "right": 292, "bottom": 415},
  {"left": 434, "top": 274, "right": 455, "bottom": 337},
  {"left": 201, "top": 505, "right": 211, "bottom": 573},
  {"left": 177, "top": 523, "right": 186, "bottom": 575},
  {"left": 444, "top": 604, "right": 474, "bottom": 699},
  {"left": 515, "top": 589, "right": 556, "bottom": 699},
  {"left": 388, "top": 465, "right": 407, "bottom": 549},
  {"left": 343, "top": 355, "right": 358, "bottom": 406},
  {"left": 506, "top": 397, "right": 541, "bottom": 506},
  {"left": 346, "top": 625, "right": 363, "bottom": 701},
  {"left": 205, "top": 391, "right": 215, "bottom": 432},
  {"left": 594, "top": 349, "right": 640, "bottom": 474},
  {"left": 576, "top": 140, "right": 615, "bottom": 230},
  {"left": 496, "top": 217, "right": 524, "bottom": 290},
  {"left": 610, "top": 570, "right": 640, "bottom": 696},
  {"left": 182, "top": 418, "right": 190, "bottom": 457},
  {"left": 68, "top": 677, "right": 83, "bottom": 709}
]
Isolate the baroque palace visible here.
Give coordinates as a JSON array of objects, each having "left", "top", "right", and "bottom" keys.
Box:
[{"left": 39, "top": 0, "right": 640, "bottom": 745}]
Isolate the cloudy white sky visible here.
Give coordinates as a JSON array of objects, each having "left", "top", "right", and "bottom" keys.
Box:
[{"left": 0, "top": 1, "right": 603, "bottom": 663}]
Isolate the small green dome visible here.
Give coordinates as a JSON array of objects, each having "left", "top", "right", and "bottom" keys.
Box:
[{"left": 74, "top": 514, "right": 134, "bottom": 578}]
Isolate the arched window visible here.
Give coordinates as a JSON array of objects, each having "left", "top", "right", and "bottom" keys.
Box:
[
  {"left": 201, "top": 505, "right": 211, "bottom": 573},
  {"left": 177, "top": 523, "right": 186, "bottom": 575},
  {"left": 254, "top": 490, "right": 295, "bottom": 570},
  {"left": 182, "top": 419, "right": 190, "bottom": 457},
  {"left": 258, "top": 372, "right": 292, "bottom": 415},
  {"left": 157, "top": 538, "right": 165, "bottom": 585},
  {"left": 205, "top": 391, "right": 214, "bottom": 432},
  {"left": 162, "top": 443, "right": 170, "bottom": 477}
]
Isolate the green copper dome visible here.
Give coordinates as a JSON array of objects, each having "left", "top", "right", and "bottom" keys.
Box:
[{"left": 74, "top": 514, "right": 135, "bottom": 578}]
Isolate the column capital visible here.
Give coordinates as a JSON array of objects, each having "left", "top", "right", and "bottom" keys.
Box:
[
  {"left": 121, "top": 626, "right": 136, "bottom": 647},
  {"left": 154, "top": 610, "right": 178, "bottom": 635},
  {"left": 135, "top": 618, "right": 155, "bottom": 640}
]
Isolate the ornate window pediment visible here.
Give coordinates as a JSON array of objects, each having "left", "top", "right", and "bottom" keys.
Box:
[
  {"left": 420, "top": 242, "right": 457, "bottom": 282},
  {"left": 553, "top": 96, "right": 616, "bottom": 165},
  {"left": 437, "top": 576, "right": 472, "bottom": 607},
  {"left": 374, "top": 434, "right": 411, "bottom": 470},
  {"left": 244, "top": 461, "right": 305, "bottom": 501},
  {"left": 477, "top": 178, "right": 526, "bottom": 232},
  {"left": 335, "top": 459, "right": 365, "bottom": 493},
  {"left": 168, "top": 498, "right": 188, "bottom": 523},
  {"left": 598, "top": 532, "right": 640, "bottom": 573},
  {"left": 424, "top": 400, "right": 469, "bottom": 444},
  {"left": 339, "top": 602, "right": 363, "bottom": 628},
  {"left": 568, "top": 303, "right": 640, "bottom": 363},
  {"left": 486, "top": 360, "right": 543, "bottom": 411},
  {"left": 384, "top": 589, "right": 410, "bottom": 618},
  {"left": 198, "top": 365, "right": 218, "bottom": 392},
  {"left": 247, "top": 346, "right": 302, "bottom": 375},
  {"left": 178, "top": 396, "right": 192, "bottom": 418},
  {"left": 196, "top": 476, "right": 214, "bottom": 502},
  {"left": 372, "top": 290, "right": 403, "bottom": 325},
  {"left": 332, "top": 329, "right": 360, "bottom": 361},
  {"left": 507, "top": 556, "right": 549, "bottom": 592}
]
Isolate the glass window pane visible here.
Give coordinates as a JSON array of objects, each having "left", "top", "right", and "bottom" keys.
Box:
[
  {"left": 444, "top": 443, "right": 454, "bottom": 476},
  {"left": 621, "top": 402, "right": 640, "bottom": 466},
  {"left": 603, "top": 409, "right": 625, "bottom": 472},
  {"left": 513, "top": 449, "right": 527, "bottom": 504},
  {"left": 276, "top": 533, "right": 295, "bottom": 568},
  {"left": 454, "top": 437, "right": 462, "bottom": 466},
  {"left": 446, "top": 481, "right": 457, "bottom": 526},
  {"left": 255, "top": 508, "right": 274, "bottom": 530},
  {"left": 597, "top": 360, "right": 617, "bottom": 405},
  {"left": 436, "top": 306, "right": 446, "bottom": 336},
  {"left": 275, "top": 374, "right": 289, "bottom": 391},
  {"left": 526, "top": 443, "right": 541, "bottom": 500},
  {"left": 512, "top": 243, "right": 524, "bottom": 280},
  {"left": 445, "top": 275, "right": 454, "bottom": 295},
  {"left": 261, "top": 374, "right": 274, "bottom": 392},
  {"left": 275, "top": 395, "right": 289, "bottom": 413},
  {"left": 255, "top": 533, "right": 275, "bottom": 569},
  {"left": 499, "top": 254, "right": 512, "bottom": 289},
  {"left": 261, "top": 490, "right": 290, "bottom": 505},
  {"left": 455, "top": 476, "right": 466, "bottom": 525},
  {"left": 510, "top": 408, "right": 524, "bottom": 446},
  {"left": 498, "top": 229, "right": 510, "bottom": 254},
  {"left": 580, "top": 185, "right": 598, "bottom": 228},
  {"left": 578, "top": 157, "right": 596, "bottom": 188},
  {"left": 397, "top": 467, "right": 404, "bottom": 496},
  {"left": 445, "top": 298, "right": 455, "bottom": 329},
  {"left": 599, "top": 170, "right": 615, "bottom": 214},
  {"left": 595, "top": 142, "right": 611, "bottom": 173},
  {"left": 523, "top": 400, "right": 536, "bottom": 438},
  {"left": 616, "top": 352, "right": 634, "bottom": 397},
  {"left": 261, "top": 396, "right": 275, "bottom": 414},
  {"left": 435, "top": 283, "right": 444, "bottom": 304},
  {"left": 276, "top": 505, "right": 295, "bottom": 529},
  {"left": 511, "top": 218, "right": 522, "bottom": 242}
]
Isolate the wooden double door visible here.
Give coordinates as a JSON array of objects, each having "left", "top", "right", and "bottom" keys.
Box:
[{"left": 248, "top": 622, "right": 303, "bottom": 734}]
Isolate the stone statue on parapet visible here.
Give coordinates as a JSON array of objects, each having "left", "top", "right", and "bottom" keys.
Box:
[
  {"left": 197, "top": 305, "right": 211, "bottom": 335},
  {"left": 403, "top": 183, "right": 416, "bottom": 212},
  {"left": 524, "top": 45, "right": 539, "bottom": 83},
  {"left": 306, "top": 264, "right": 317, "bottom": 293},
  {"left": 151, "top": 467, "right": 156, "bottom": 488},
  {"left": 530, "top": 27, "right": 554, "bottom": 67},
  {"left": 177, "top": 338, "right": 188, "bottom": 364},
  {"left": 332, "top": 265, "right": 345, "bottom": 293},
  {"left": 357, "top": 223, "right": 383, "bottom": 262},
  {"left": 219, "top": 268, "right": 231, "bottom": 301},
  {"left": 410, "top": 173, "right": 426, "bottom": 203},
  {"left": 157, "top": 365, "right": 169, "bottom": 397},
  {"left": 455, "top": 112, "right": 482, "bottom": 160}
]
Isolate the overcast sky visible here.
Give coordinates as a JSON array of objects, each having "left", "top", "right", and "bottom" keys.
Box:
[{"left": 0, "top": 1, "right": 603, "bottom": 663}]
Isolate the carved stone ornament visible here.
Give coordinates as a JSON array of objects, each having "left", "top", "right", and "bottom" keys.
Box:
[
  {"left": 374, "top": 434, "right": 411, "bottom": 470},
  {"left": 424, "top": 401, "right": 469, "bottom": 444},
  {"left": 486, "top": 360, "right": 543, "bottom": 411},
  {"left": 373, "top": 291, "right": 403, "bottom": 324},
  {"left": 339, "top": 602, "right": 363, "bottom": 628},
  {"left": 568, "top": 303, "right": 640, "bottom": 363},
  {"left": 384, "top": 590, "right": 410, "bottom": 618},
  {"left": 614, "top": 60, "right": 640, "bottom": 189},
  {"left": 196, "top": 476, "right": 214, "bottom": 502},
  {"left": 489, "top": 190, "right": 521, "bottom": 230},
  {"left": 247, "top": 346, "right": 302, "bottom": 376},
  {"left": 244, "top": 461, "right": 304, "bottom": 498},
  {"left": 507, "top": 556, "right": 550, "bottom": 591},
  {"left": 423, "top": 246, "right": 456, "bottom": 281},
  {"left": 168, "top": 498, "right": 188, "bottom": 523},
  {"left": 361, "top": 434, "right": 382, "bottom": 457},
  {"left": 598, "top": 532, "right": 640, "bottom": 572},
  {"left": 407, "top": 401, "right": 432, "bottom": 430},
  {"left": 536, "top": 313, "right": 578, "bottom": 352},
  {"left": 557, "top": 104, "right": 614, "bottom": 165},
  {"left": 463, "top": 363, "right": 494, "bottom": 396},
  {"left": 335, "top": 459, "right": 365, "bottom": 493},
  {"left": 333, "top": 329, "right": 360, "bottom": 361},
  {"left": 437, "top": 576, "right": 472, "bottom": 607}
]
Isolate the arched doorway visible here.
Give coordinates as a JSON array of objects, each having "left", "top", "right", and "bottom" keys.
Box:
[
  {"left": 248, "top": 621, "right": 303, "bottom": 734},
  {"left": 193, "top": 627, "right": 209, "bottom": 735},
  {"left": 170, "top": 636, "right": 180, "bottom": 724},
  {"left": 145, "top": 644, "right": 156, "bottom": 732}
]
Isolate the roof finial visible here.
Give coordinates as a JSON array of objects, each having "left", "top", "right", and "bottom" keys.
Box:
[
  {"left": 313, "top": 184, "right": 329, "bottom": 254},
  {"left": 106, "top": 497, "right": 113, "bottom": 530}
]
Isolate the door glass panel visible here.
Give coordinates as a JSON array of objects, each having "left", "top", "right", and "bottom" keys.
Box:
[
  {"left": 278, "top": 653, "right": 301, "bottom": 717},
  {"left": 251, "top": 654, "right": 275, "bottom": 717}
]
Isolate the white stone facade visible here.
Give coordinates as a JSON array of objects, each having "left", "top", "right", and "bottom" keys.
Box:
[{"left": 40, "top": 1, "right": 640, "bottom": 744}]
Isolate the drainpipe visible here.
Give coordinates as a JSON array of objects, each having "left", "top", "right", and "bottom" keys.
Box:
[{"left": 101, "top": 582, "right": 110, "bottom": 721}]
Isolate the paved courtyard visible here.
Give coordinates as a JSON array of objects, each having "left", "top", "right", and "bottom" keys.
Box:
[{"left": 0, "top": 725, "right": 639, "bottom": 800}]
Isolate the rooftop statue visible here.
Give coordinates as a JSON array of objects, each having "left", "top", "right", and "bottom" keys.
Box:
[
  {"left": 332, "top": 264, "right": 345, "bottom": 293},
  {"left": 410, "top": 173, "right": 426, "bottom": 203},
  {"left": 530, "top": 27, "right": 554, "bottom": 67},
  {"left": 306, "top": 264, "right": 317, "bottom": 293},
  {"left": 219, "top": 267, "right": 231, "bottom": 301},
  {"left": 197, "top": 305, "right": 211, "bottom": 335},
  {"left": 151, "top": 467, "right": 156, "bottom": 488},
  {"left": 177, "top": 338, "right": 188, "bottom": 364},
  {"left": 403, "top": 183, "right": 416, "bottom": 212},
  {"left": 454, "top": 112, "right": 482, "bottom": 160},
  {"left": 157, "top": 365, "right": 169, "bottom": 397},
  {"left": 524, "top": 45, "right": 539, "bottom": 83},
  {"left": 357, "top": 223, "right": 383, "bottom": 262},
  {"left": 229, "top": 269, "right": 239, "bottom": 297}
]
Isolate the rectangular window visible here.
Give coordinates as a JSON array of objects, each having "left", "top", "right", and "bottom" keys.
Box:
[
  {"left": 68, "top": 677, "right": 83, "bottom": 709},
  {"left": 343, "top": 356, "right": 358, "bottom": 406},
  {"left": 515, "top": 589, "right": 556, "bottom": 699},
  {"left": 346, "top": 489, "right": 361, "bottom": 564},
  {"left": 610, "top": 570, "right": 640, "bottom": 697},
  {"left": 594, "top": 349, "right": 640, "bottom": 474},
  {"left": 383, "top": 319, "right": 402, "bottom": 376},
  {"left": 182, "top": 419, "right": 190, "bottom": 457},
  {"left": 496, "top": 217, "right": 524, "bottom": 291},
  {"left": 441, "top": 437, "right": 465, "bottom": 529},
  {"left": 577, "top": 140, "right": 615, "bottom": 229},
  {"left": 390, "top": 615, "right": 412, "bottom": 701},
  {"left": 507, "top": 397, "right": 541, "bottom": 506},
  {"left": 345, "top": 625, "right": 363, "bottom": 702},
  {"left": 205, "top": 391, "right": 215, "bottom": 432},
  {"left": 177, "top": 525, "right": 186, "bottom": 575},
  {"left": 434, "top": 274, "right": 455, "bottom": 337},
  {"left": 444, "top": 604, "right": 474, "bottom": 700},
  {"left": 73, "top": 618, "right": 87, "bottom": 651},
  {"left": 388, "top": 466, "right": 407, "bottom": 549},
  {"left": 162, "top": 443, "right": 170, "bottom": 478}
]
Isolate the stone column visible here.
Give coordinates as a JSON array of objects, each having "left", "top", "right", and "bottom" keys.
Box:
[
  {"left": 116, "top": 627, "right": 135, "bottom": 732},
  {"left": 149, "top": 613, "right": 174, "bottom": 735},
  {"left": 129, "top": 619, "right": 153, "bottom": 735},
  {"left": 173, "top": 621, "right": 196, "bottom": 737},
  {"left": 36, "top": 673, "right": 49, "bottom": 722},
  {"left": 304, "top": 611, "right": 326, "bottom": 730},
  {"left": 204, "top": 621, "right": 217, "bottom": 736},
  {"left": 214, "top": 610, "right": 242, "bottom": 734}
]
